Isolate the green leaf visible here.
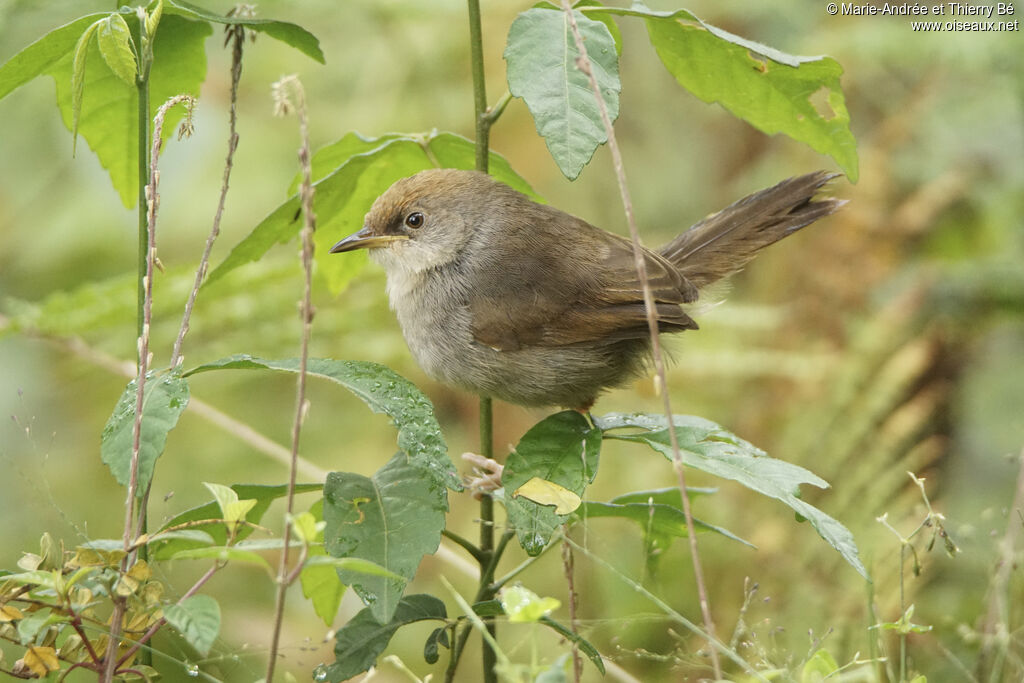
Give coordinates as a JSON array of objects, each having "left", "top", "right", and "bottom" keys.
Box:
[
  {"left": 100, "top": 372, "right": 190, "bottom": 497},
  {"left": 591, "top": 2, "right": 858, "bottom": 181},
  {"left": 322, "top": 594, "right": 447, "bottom": 682},
  {"left": 578, "top": 500, "right": 753, "bottom": 548},
  {"left": 423, "top": 626, "right": 449, "bottom": 665},
  {"left": 425, "top": 132, "right": 542, "bottom": 201},
  {"left": 97, "top": 14, "right": 137, "bottom": 86},
  {"left": 323, "top": 453, "right": 448, "bottom": 623},
  {"left": 596, "top": 413, "right": 869, "bottom": 579},
  {"left": 202, "top": 482, "right": 257, "bottom": 526},
  {"left": 504, "top": 8, "right": 620, "bottom": 180},
  {"left": 610, "top": 485, "right": 718, "bottom": 505},
  {"left": 145, "top": 0, "right": 164, "bottom": 41},
  {"left": 164, "top": 594, "right": 220, "bottom": 657},
  {"left": 186, "top": 356, "right": 459, "bottom": 489},
  {"left": 299, "top": 498, "right": 346, "bottom": 626},
  {"left": 301, "top": 546, "right": 346, "bottom": 627},
  {"left": 164, "top": 0, "right": 325, "bottom": 63},
  {"left": 169, "top": 546, "right": 272, "bottom": 572},
  {"left": 71, "top": 19, "right": 103, "bottom": 154},
  {"left": 210, "top": 131, "right": 538, "bottom": 294},
  {"left": 0, "top": 14, "right": 106, "bottom": 101},
  {"left": 504, "top": 411, "right": 601, "bottom": 555},
  {"left": 290, "top": 511, "right": 323, "bottom": 544},
  {"left": 152, "top": 483, "right": 322, "bottom": 559},
  {"left": 534, "top": 1, "right": 623, "bottom": 55},
  {"left": 55, "top": 13, "right": 211, "bottom": 207}
]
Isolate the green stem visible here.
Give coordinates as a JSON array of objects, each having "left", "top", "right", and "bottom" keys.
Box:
[
  {"left": 443, "top": 529, "right": 487, "bottom": 564},
  {"left": 478, "top": 396, "right": 497, "bottom": 682},
  {"left": 133, "top": 13, "right": 151, "bottom": 669},
  {"left": 466, "top": 1, "right": 498, "bottom": 681},
  {"left": 467, "top": 0, "right": 489, "bottom": 175},
  {"left": 135, "top": 43, "right": 149, "bottom": 347}
]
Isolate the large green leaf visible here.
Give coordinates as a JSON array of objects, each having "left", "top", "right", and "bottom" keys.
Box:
[
  {"left": 164, "top": 0, "right": 325, "bottom": 63},
  {"left": 185, "top": 355, "right": 459, "bottom": 489},
  {"left": 504, "top": 411, "right": 602, "bottom": 555},
  {"left": 504, "top": 8, "right": 620, "bottom": 180},
  {"left": 0, "top": 14, "right": 105, "bottom": 100},
  {"left": 100, "top": 372, "right": 190, "bottom": 496},
  {"left": 595, "top": 413, "right": 869, "bottom": 579},
  {"left": 323, "top": 454, "right": 448, "bottom": 623},
  {"left": 210, "top": 132, "right": 538, "bottom": 294},
  {"left": 151, "top": 483, "right": 322, "bottom": 559},
  {"left": 321, "top": 594, "right": 447, "bottom": 682},
  {"left": 163, "top": 594, "right": 220, "bottom": 657},
  {"left": 54, "top": 13, "right": 211, "bottom": 207},
  {"left": 583, "top": 2, "right": 858, "bottom": 181}
]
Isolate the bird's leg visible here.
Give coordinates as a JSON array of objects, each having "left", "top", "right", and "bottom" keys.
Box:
[{"left": 462, "top": 452, "right": 504, "bottom": 497}]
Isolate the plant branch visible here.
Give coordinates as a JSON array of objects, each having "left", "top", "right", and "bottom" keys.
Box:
[
  {"left": 558, "top": 2, "right": 722, "bottom": 677},
  {"left": 466, "top": 1, "right": 501, "bottom": 680},
  {"left": 561, "top": 527, "right": 582, "bottom": 682},
  {"left": 442, "top": 529, "right": 487, "bottom": 564},
  {"left": 265, "top": 74, "right": 317, "bottom": 683},
  {"left": 102, "top": 93, "right": 195, "bottom": 683},
  {"left": 170, "top": 22, "right": 246, "bottom": 369}
]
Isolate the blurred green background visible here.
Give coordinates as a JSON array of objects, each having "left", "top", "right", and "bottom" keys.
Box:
[{"left": 1, "top": 0, "right": 1022, "bottom": 680}]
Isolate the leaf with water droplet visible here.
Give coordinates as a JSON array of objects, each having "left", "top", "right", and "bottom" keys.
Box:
[
  {"left": 185, "top": 355, "right": 459, "bottom": 490},
  {"left": 164, "top": 594, "right": 220, "bottom": 657},
  {"left": 504, "top": 411, "right": 601, "bottom": 555},
  {"left": 322, "top": 594, "right": 446, "bottom": 681},
  {"left": 323, "top": 454, "right": 447, "bottom": 623},
  {"left": 101, "top": 372, "right": 190, "bottom": 496}
]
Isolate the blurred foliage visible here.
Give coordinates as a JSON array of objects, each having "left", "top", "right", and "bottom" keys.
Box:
[{"left": 1, "top": 0, "right": 1022, "bottom": 681}]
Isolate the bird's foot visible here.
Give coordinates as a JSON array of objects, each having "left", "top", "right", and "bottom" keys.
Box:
[{"left": 461, "top": 452, "right": 503, "bottom": 498}]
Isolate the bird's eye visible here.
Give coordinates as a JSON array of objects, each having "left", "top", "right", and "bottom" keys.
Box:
[{"left": 404, "top": 212, "right": 424, "bottom": 229}]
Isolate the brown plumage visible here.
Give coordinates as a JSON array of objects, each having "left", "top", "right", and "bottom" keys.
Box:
[{"left": 331, "top": 169, "right": 843, "bottom": 408}]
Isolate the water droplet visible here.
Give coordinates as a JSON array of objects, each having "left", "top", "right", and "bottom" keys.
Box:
[
  {"left": 313, "top": 665, "right": 328, "bottom": 681},
  {"left": 185, "top": 664, "right": 200, "bottom": 677}
]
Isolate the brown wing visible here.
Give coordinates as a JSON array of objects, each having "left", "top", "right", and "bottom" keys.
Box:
[{"left": 468, "top": 205, "right": 698, "bottom": 352}]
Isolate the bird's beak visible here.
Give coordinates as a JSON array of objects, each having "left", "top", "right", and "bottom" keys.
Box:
[{"left": 329, "top": 227, "right": 409, "bottom": 253}]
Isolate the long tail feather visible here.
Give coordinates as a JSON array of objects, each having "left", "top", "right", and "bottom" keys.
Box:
[{"left": 659, "top": 171, "right": 845, "bottom": 290}]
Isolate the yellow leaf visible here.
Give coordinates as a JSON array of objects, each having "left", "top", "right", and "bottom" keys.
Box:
[
  {"left": 24, "top": 646, "right": 60, "bottom": 676},
  {"left": 127, "top": 560, "right": 151, "bottom": 582},
  {"left": 0, "top": 605, "right": 24, "bottom": 622},
  {"left": 513, "top": 477, "right": 582, "bottom": 514}
]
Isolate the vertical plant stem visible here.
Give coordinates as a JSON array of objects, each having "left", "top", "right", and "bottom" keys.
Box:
[
  {"left": 561, "top": 529, "right": 582, "bottom": 682},
  {"left": 135, "top": 25, "right": 150, "bottom": 348},
  {"left": 467, "top": 0, "right": 489, "bottom": 175},
  {"left": 558, "top": 2, "right": 722, "bottom": 677},
  {"left": 466, "top": 1, "right": 499, "bottom": 681},
  {"left": 265, "top": 75, "right": 316, "bottom": 683},
  {"left": 170, "top": 26, "right": 245, "bottom": 369}
]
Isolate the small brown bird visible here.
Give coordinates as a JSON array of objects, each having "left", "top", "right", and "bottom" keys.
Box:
[{"left": 331, "top": 169, "right": 842, "bottom": 409}]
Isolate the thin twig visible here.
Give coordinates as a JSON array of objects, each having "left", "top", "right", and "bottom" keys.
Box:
[
  {"left": 102, "top": 93, "right": 195, "bottom": 683},
  {"left": 558, "top": 2, "right": 722, "bottom": 677},
  {"left": 265, "top": 74, "right": 317, "bottom": 683},
  {"left": 561, "top": 527, "right": 583, "bottom": 682},
  {"left": 170, "top": 24, "right": 246, "bottom": 369}
]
